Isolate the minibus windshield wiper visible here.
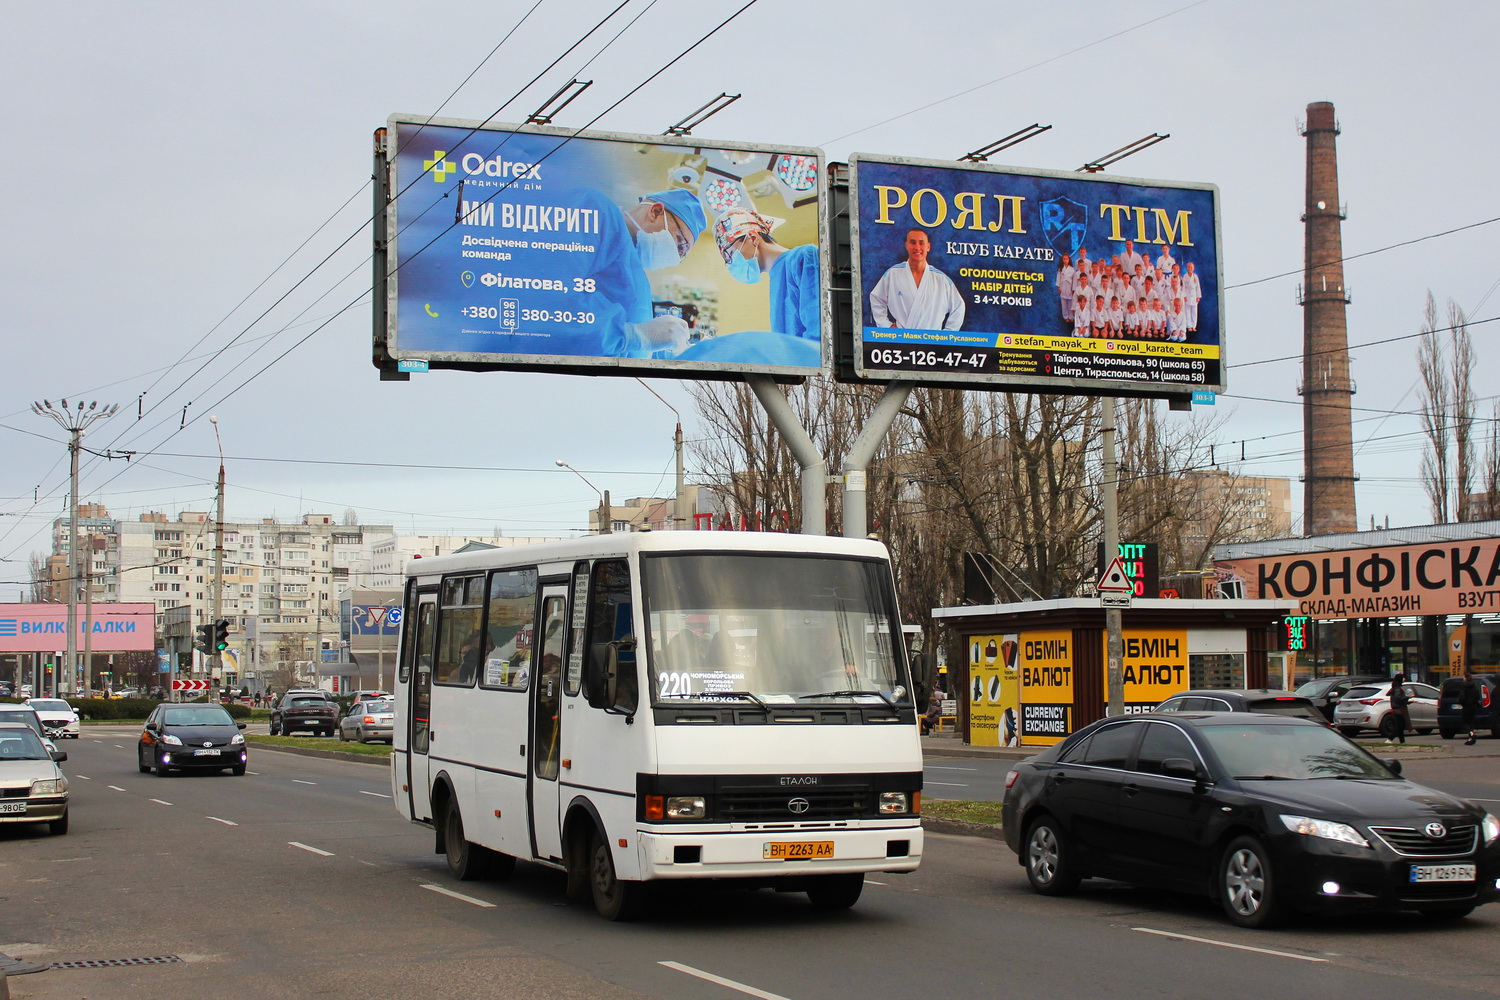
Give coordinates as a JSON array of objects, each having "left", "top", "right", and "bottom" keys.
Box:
[{"left": 798, "top": 689, "right": 897, "bottom": 709}]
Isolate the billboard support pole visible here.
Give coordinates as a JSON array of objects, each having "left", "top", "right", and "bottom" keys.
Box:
[
  {"left": 1103, "top": 398, "right": 1124, "bottom": 716},
  {"left": 841, "top": 384, "right": 913, "bottom": 539},
  {"left": 746, "top": 376, "right": 826, "bottom": 536}
]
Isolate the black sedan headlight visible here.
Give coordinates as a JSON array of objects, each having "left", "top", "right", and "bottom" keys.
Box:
[{"left": 1280, "top": 814, "right": 1370, "bottom": 848}]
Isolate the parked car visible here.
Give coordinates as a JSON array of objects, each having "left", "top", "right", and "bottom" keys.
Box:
[
  {"left": 0, "top": 681, "right": 13, "bottom": 697},
  {"left": 1293, "top": 674, "right": 1385, "bottom": 721},
  {"left": 23, "top": 698, "right": 80, "bottom": 739},
  {"left": 1332, "top": 680, "right": 1440, "bottom": 738},
  {"left": 0, "top": 721, "right": 69, "bottom": 835},
  {"left": 1155, "top": 689, "right": 1327, "bottom": 725},
  {"left": 1002, "top": 712, "right": 1500, "bottom": 926},
  {"left": 0, "top": 704, "right": 57, "bottom": 752},
  {"left": 270, "top": 693, "right": 338, "bottom": 737},
  {"left": 338, "top": 697, "right": 395, "bottom": 744},
  {"left": 1438, "top": 673, "right": 1499, "bottom": 740},
  {"left": 137, "top": 703, "right": 247, "bottom": 776}
]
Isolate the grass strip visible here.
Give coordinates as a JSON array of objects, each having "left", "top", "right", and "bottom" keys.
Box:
[
  {"left": 248, "top": 734, "right": 392, "bottom": 757},
  {"left": 923, "top": 799, "right": 1003, "bottom": 826}
]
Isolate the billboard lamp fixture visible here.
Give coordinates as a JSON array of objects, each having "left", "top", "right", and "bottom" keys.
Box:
[
  {"left": 958, "top": 123, "right": 1052, "bottom": 163},
  {"left": 662, "top": 93, "right": 741, "bottom": 137},
  {"left": 1077, "top": 133, "right": 1170, "bottom": 173},
  {"left": 526, "top": 79, "right": 593, "bottom": 125}
]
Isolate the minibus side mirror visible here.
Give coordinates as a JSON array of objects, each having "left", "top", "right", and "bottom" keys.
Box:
[{"left": 586, "top": 636, "right": 638, "bottom": 717}]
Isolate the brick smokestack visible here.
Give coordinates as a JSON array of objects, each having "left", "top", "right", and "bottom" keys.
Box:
[{"left": 1300, "top": 101, "right": 1357, "bottom": 535}]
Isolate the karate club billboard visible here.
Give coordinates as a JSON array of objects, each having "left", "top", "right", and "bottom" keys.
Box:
[
  {"left": 848, "top": 153, "right": 1224, "bottom": 398},
  {"left": 374, "top": 116, "right": 825, "bottom": 379}
]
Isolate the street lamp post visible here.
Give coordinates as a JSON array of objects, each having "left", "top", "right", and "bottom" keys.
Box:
[
  {"left": 555, "top": 460, "right": 611, "bottom": 534},
  {"left": 32, "top": 399, "right": 118, "bottom": 696}
]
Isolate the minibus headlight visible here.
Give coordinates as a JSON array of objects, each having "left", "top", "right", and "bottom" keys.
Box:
[
  {"left": 880, "top": 792, "right": 910, "bottom": 815},
  {"left": 666, "top": 796, "right": 706, "bottom": 820}
]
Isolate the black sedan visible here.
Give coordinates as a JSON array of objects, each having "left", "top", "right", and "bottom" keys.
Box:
[
  {"left": 1001, "top": 713, "right": 1500, "bottom": 927},
  {"left": 138, "top": 704, "right": 248, "bottom": 776}
]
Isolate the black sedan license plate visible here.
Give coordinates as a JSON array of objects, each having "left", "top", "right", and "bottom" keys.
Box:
[
  {"left": 1410, "top": 864, "right": 1475, "bottom": 882},
  {"left": 763, "top": 841, "right": 834, "bottom": 860}
]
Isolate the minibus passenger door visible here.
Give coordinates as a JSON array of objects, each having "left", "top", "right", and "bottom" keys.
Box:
[
  {"left": 529, "top": 588, "right": 567, "bottom": 862},
  {"left": 407, "top": 592, "right": 438, "bottom": 822}
]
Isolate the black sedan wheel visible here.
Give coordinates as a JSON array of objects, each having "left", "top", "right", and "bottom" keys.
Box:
[
  {"left": 1220, "top": 836, "right": 1286, "bottom": 928},
  {"left": 1024, "top": 816, "right": 1080, "bottom": 895}
]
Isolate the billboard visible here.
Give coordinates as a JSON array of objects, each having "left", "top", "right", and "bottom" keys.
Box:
[
  {"left": 377, "top": 116, "right": 825, "bottom": 378},
  {"left": 1217, "top": 537, "right": 1500, "bottom": 620},
  {"left": 0, "top": 603, "right": 156, "bottom": 654},
  {"left": 849, "top": 154, "right": 1223, "bottom": 396}
]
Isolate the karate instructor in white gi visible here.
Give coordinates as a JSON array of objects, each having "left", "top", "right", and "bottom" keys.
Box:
[{"left": 868, "top": 228, "right": 966, "bottom": 330}]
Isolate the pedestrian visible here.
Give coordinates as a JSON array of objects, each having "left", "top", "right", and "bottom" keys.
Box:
[
  {"left": 1460, "top": 672, "right": 1482, "bottom": 746},
  {"left": 921, "top": 690, "right": 943, "bottom": 736},
  {"left": 1387, "top": 671, "right": 1410, "bottom": 744}
]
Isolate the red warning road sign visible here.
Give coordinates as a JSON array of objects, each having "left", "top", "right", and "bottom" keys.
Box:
[{"left": 1095, "top": 557, "right": 1134, "bottom": 593}]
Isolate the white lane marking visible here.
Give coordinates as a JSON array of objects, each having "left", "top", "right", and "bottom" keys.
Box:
[
  {"left": 247, "top": 771, "right": 261, "bottom": 776},
  {"left": 292, "top": 779, "right": 316, "bottom": 785},
  {"left": 358, "top": 790, "right": 391, "bottom": 799},
  {"left": 107, "top": 785, "right": 126, "bottom": 792},
  {"left": 207, "top": 816, "right": 239, "bottom": 826},
  {"left": 1133, "top": 927, "right": 1328, "bottom": 963},
  {"left": 863, "top": 879, "right": 887, "bottom": 885},
  {"left": 75, "top": 775, "right": 90, "bottom": 780},
  {"left": 149, "top": 799, "right": 173, "bottom": 806},
  {"left": 421, "top": 884, "right": 495, "bottom": 907},
  {"left": 924, "top": 765, "right": 978, "bottom": 771},
  {"left": 1468, "top": 797, "right": 1500, "bottom": 803},
  {"left": 660, "top": 962, "right": 791, "bottom": 1000},
  {"left": 926, "top": 781, "right": 969, "bottom": 787},
  {"left": 289, "top": 842, "right": 334, "bottom": 857}
]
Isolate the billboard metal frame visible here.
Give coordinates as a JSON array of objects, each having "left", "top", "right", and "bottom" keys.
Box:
[
  {"left": 845, "top": 152, "right": 1225, "bottom": 400},
  {"left": 373, "top": 115, "right": 829, "bottom": 383}
]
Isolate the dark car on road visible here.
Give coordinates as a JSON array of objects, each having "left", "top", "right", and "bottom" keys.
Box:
[
  {"left": 1001, "top": 713, "right": 1500, "bottom": 927},
  {"left": 1438, "top": 673, "right": 1499, "bottom": 740},
  {"left": 270, "top": 693, "right": 338, "bottom": 737},
  {"left": 138, "top": 703, "right": 247, "bottom": 776},
  {"left": 1293, "top": 674, "right": 1385, "bottom": 721},
  {"left": 1154, "top": 688, "right": 1328, "bottom": 725}
]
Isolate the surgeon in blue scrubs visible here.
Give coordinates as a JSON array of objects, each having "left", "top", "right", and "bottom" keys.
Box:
[
  {"left": 581, "top": 186, "right": 708, "bottom": 357},
  {"left": 711, "top": 206, "right": 820, "bottom": 340},
  {"left": 466, "top": 186, "right": 707, "bottom": 360}
]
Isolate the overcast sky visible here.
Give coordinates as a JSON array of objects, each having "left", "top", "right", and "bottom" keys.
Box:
[{"left": 3, "top": 0, "right": 1497, "bottom": 600}]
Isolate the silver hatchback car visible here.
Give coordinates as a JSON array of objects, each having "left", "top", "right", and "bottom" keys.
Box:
[{"left": 1333, "top": 680, "right": 1440, "bottom": 739}]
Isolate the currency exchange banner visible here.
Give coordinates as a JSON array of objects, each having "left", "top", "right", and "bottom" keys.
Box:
[
  {"left": 849, "top": 154, "right": 1223, "bottom": 396},
  {"left": 383, "top": 116, "right": 824, "bottom": 378}
]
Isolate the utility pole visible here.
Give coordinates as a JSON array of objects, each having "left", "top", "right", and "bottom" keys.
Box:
[
  {"left": 1102, "top": 399, "right": 1124, "bottom": 716},
  {"left": 210, "top": 416, "right": 226, "bottom": 691},
  {"left": 32, "top": 399, "right": 117, "bottom": 697},
  {"left": 556, "top": 461, "right": 612, "bottom": 534}
]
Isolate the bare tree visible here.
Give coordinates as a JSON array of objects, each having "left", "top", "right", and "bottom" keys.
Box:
[
  {"left": 1450, "top": 301, "right": 1476, "bottom": 521},
  {"left": 1418, "top": 292, "right": 1453, "bottom": 521},
  {"left": 1416, "top": 293, "right": 1479, "bottom": 523}
]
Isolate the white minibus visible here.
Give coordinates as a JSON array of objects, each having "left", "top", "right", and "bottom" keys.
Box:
[{"left": 391, "top": 530, "right": 924, "bottom": 919}]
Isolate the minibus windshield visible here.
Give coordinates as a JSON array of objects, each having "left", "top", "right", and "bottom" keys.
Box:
[{"left": 643, "top": 553, "right": 908, "bottom": 706}]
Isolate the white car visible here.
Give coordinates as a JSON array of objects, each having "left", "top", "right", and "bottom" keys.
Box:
[
  {"left": 23, "top": 698, "right": 81, "bottom": 739},
  {"left": 1332, "top": 680, "right": 1440, "bottom": 739}
]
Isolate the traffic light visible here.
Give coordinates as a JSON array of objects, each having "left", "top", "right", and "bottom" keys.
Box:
[
  {"left": 194, "top": 623, "right": 214, "bottom": 655},
  {"left": 213, "top": 619, "right": 230, "bottom": 652}
]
